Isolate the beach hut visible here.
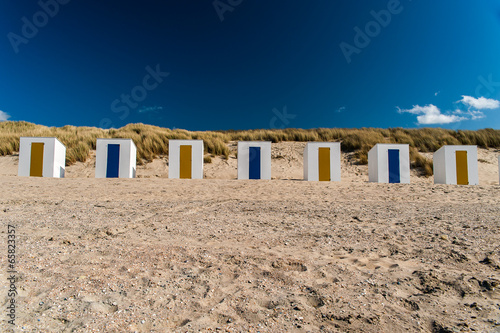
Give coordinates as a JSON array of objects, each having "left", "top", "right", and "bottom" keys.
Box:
[
  {"left": 168, "top": 140, "right": 204, "bottom": 179},
  {"left": 95, "top": 138, "right": 137, "bottom": 178},
  {"left": 18, "top": 137, "right": 66, "bottom": 178},
  {"left": 303, "top": 142, "right": 341, "bottom": 181},
  {"left": 433, "top": 145, "right": 478, "bottom": 185},
  {"left": 368, "top": 144, "right": 410, "bottom": 183},
  {"left": 237, "top": 141, "right": 271, "bottom": 180}
]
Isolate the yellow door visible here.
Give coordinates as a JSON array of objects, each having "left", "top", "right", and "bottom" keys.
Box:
[
  {"left": 179, "top": 145, "right": 192, "bottom": 179},
  {"left": 318, "top": 147, "right": 330, "bottom": 181},
  {"left": 30, "top": 142, "right": 44, "bottom": 177},
  {"left": 456, "top": 150, "right": 468, "bottom": 185}
]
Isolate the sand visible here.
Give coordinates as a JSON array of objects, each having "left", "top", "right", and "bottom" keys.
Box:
[{"left": 0, "top": 144, "right": 499, "bottom": 332}]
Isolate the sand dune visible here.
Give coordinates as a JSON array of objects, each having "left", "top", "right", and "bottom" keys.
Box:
[{"left": 0, "top": 144, "right": 499, "bottom": 332}]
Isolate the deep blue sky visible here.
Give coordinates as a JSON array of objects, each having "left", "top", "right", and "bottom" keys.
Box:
[{"left": 1, "top": 0, "right": 500, "bottom": 130}]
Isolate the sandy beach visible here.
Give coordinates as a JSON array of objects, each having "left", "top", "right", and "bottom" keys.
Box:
[
  {"left": 3, "top": 0, "right": 500, "bottom": 330},
  {"left": 1, "top": 144, "right": 499, "bottom": 332}
]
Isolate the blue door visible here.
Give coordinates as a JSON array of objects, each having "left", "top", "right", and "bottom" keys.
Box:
[
  {"left": 249, "top": 147, "right": 261, "bottom": 179},
  {"left": 388, "top": 149, "right": 400, "bottom": 183},
  {"left": 106, "top": 144, "right": 120, "bottom": 178}
]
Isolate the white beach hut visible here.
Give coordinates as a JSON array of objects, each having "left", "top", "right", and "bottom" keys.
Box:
[
  {"left": 433, "top": 145, "right": 478, "bottom": 185},
  {"left": 168, "top": 140, "right": 204, "bottom": 179},
  {"left": 237, "top": 141, "right": 271, "bottom": 180},
  {"left": 95, "top": 138, "right": 137, "bottom": 178},
  {"left": 18, "top": 137, "right": 66, "bottom": 178},
  {"left": 303, "top": 142, "right": 341, "bottom": 181},
  {"left": 368, "top": 144, "right": 410, "bottom": 183}
]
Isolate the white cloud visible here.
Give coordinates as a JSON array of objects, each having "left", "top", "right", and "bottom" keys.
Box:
[
  {"left": 398, "top": 104, "right": 465, "bottom": 125},
  {"left": 453, "top": 109, "right": 485, "bottom": 120},
  {"left": 459, "top": 96, "right": 500, "bottom": 110},
  {"left": 0, "top": 110, "right": 10, "bottom": 121},
  {"left": 434, "top": 91, "right": 440, "bottom": 96},
  {"left": 399, "top": 95, "right": 499, "bottom": 125},
  {"left": 336, "top": 106, "right": 346, "bottom": 113},
  {"left": 138, "top": 105, "right": 163, "bottom": 113}
]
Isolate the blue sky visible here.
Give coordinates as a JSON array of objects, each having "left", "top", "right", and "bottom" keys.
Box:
[{"left": 1, "top": 0, "right": 500, "bottom": 130}]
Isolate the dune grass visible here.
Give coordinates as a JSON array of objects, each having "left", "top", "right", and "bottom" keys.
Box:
[
  {"left": 1, "top": 121, "right": 499, "bottom": 176},
  {"left": 203, "top": 155, "right": 213, "bottom": 164}
]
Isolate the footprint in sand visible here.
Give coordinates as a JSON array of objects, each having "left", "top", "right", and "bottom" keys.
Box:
[{"left": 335, "top": 253, "right": 404, "bottom": 272}]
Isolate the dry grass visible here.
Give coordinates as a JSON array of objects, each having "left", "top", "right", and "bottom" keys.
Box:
[
  {"left": 1, "top": 122, "right": 499, "bottom": 175},
  {"left": 410, "top": 147, "right": 433, "bottom": 177}
]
